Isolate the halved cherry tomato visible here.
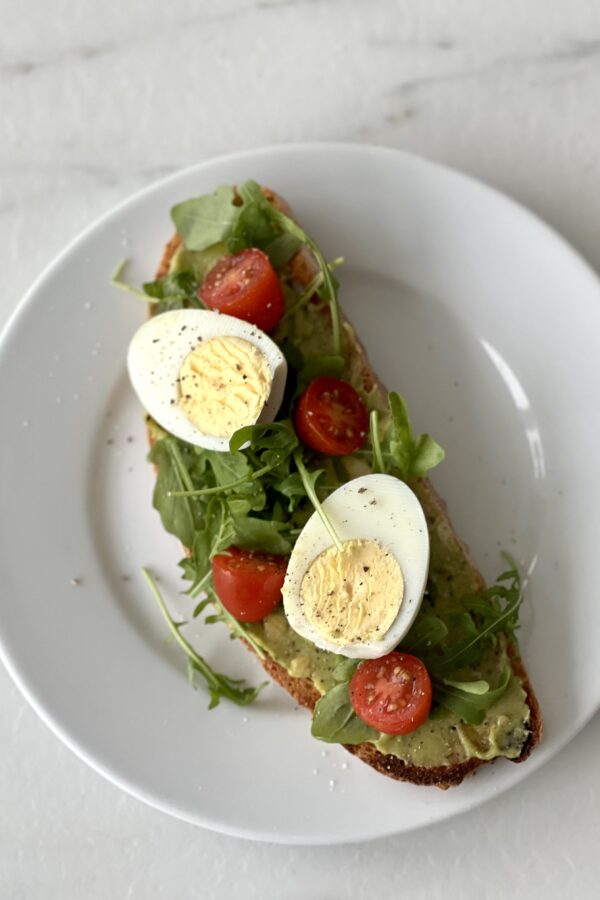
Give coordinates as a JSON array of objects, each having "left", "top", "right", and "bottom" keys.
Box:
[
  {"left": 199, "top": 248, "right": 284, "bottom": 333},
  {"left": 349, "top": 652, "right": 432, "bottom": 735},
  {"left": 294, "top": 376, "right": 369, "bottom": 456},
  {"left": 211, "top": 547, "right": 288, "bottom": 622}
]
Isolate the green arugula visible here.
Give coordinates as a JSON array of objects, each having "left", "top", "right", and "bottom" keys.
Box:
[
  {"left": 434, "top": 667, "right": 513, "bottom": 725},
  {"left": 280, "top": 257, "right": 344, "bottom": 325},
  {"left": 293, "top": 450, "right": 344, "bottom": 553},
  {"left": 332, "top": 656, "right": 361, "bottom": 682},
  {"left": 383, "top": 392, "right": 445, "bottom": 479},
  {"left": 142, "top": 569, "right": 266, "bottom": 709},
  {"left": 148, "top": 438, "right": 204, "bottom": 549},
  {"left": 169, "top": 179, "right": 344, "bottom": 358},
  {"left": 255, "top": 185, "right": 343, "bottom": 359},
  {"left": 202, "top": 587, "right": 266, "bottom": 660},
  {"left": 311, "top": 682, "right": 379, "bottom": 744},
  {"left": 401, "top": 555, "right": 522, "bottom": 721},
  {"left": 417, "top": 555, "right": 523, "bottom": 673},
  {"left": 111, "top": 259, "right": 155, "bottom": 302},
  {"left": 181, "top": 497, "right": 237, "bottom": 597},
  {"left": 311, "top": 558, "right": 523, "bottom": 740},
  {"left": 112, "top": 259, "right": 205, "bottom": 314},
  {"left": 148, "top": 417, "right": 348, "bottom": 620},
  {"left": 143, "top": 270, "right": 204, "bottom": 313},
  {"left": 400, "top": 615, "right": 449, "bottom": 655},
  {"left": 296, "top": 354, "right": 345, "bottom": 390},
  {"left": 369, "top": 409, "right": 385, "bottom": 474},
  {"left": 144, "top": 419, "right": 348, "bottom": 712},
  {"left": 360, "top": 393, "right": 445, "bottom": 480},
  {"left": 171, "top": 185, "right": 239, "bottom": 251},
  {"left": 171, "top": 181, "right": 301, "bottom": 268},
  {"left": 228, "top": 183, "right": 303, "bottom": 266}
]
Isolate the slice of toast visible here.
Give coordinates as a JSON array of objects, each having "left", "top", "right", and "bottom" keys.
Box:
[{"left": 150, "top": 188, "right": 542, "bottom": 788}]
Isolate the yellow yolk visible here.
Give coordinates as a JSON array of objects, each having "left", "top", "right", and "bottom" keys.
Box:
[
  {"left": 178, "top": 336, "right": 272, "bottom": 438},
  {"left": 300, "top": 538, "right": 404, "bottom": 646}
]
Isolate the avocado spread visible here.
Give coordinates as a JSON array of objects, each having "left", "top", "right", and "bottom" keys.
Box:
[
  {"left": 169, "top": 243, "right": 531, "bottom": 768},
  {"left": 247, "top": 307, "right": 530, "bottom": 767}
]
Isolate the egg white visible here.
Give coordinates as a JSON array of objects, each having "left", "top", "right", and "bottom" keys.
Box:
[
  {"left": 127, "top": 309, "right": 288, "bottom": 451},
  {"left": 282, "top": 474, "right": 430, "bottom": 659}
]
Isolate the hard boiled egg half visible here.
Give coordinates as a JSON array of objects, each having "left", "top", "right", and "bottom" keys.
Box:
[
  {"left": 127, "top": 309, "right": 287, "bottom": 451},
  {"left": 282, "top": 474, "right": 429, "bottom": 659}
]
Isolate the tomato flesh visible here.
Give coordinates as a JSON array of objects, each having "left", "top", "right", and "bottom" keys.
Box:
[
  {"left": 211, "top": 547, "right": 288, "bottom": 622},
  {"left": 199, "top": 248, "right": 284, "bottom": 333},
  {"left": 294, "top": 376, "right": 369, "bottom": 456},
  {"left": 349, "top": 652, "right": 432, "bottom": 735}
]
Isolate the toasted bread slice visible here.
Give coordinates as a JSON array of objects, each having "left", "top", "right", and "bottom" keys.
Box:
[{"left": 150, "top": 188, "right": 542, "bottom": 788}]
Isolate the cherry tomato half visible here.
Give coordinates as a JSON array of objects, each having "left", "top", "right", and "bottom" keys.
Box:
[
  {"left": 211, "top": 547, "right": 288, "bottom": 622},
  {"left": 199, "top": 248, "right": 284, "bottom": 333},
  {"left": 294, "top": 376, "right": 369, "bottom": 456},
  {"left": 349, "top": 652, "right": 432, "bottom": 735}
]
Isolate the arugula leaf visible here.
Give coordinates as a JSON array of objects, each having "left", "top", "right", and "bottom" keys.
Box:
[
  {"left": 369, "top": 409, "right": 385, "bottom": 474},
  {"left": 202, "top": 587, "right": 266, "bottom": 660},
  {"left": 142, "top": 568, "right": 266, "bottom": 709},
  {"left": 182, "top": 497, "right": 237, "bottom": 597},
  {"left": 170, "top": 181, "right": 301, "bottom": 268},
  {"left": 332, "top": 656, "right": 361, "bottom": 682},
  {"left": 169, "top": 179, "right": 344, "bottom": 357},
  {"left": 150, "top": 420, "right": 305, "bottom": 571},
  {"left": 227, "top": 196, "right": 276, "bottom": 255},
  {"left": 441, "top": 677, "right": 491, "bottom": 695},
  {"left": 224, "top": 498, "right": 291, "bottom": 554},
  {"left": 400, "top": 615, "right": 449, "bottom": 655},
  {"left": 263, "top": 231, "right": 303, "bottom": 268},
  {"left": 381, "top": 392, "right": 445, "bottom": 479},
  {"left": 148, "top": 438, "right": 203, "bottom": 549},
  {"left": 276, "top": 472, "right": 307, "bottom": 511},
  {"left": 400, "top": 559, "right": 522, "bottom": 721},
  {"left": 143, "top": 270, "right": 204, "bottom": 313},
  {"left": 293, "top": 450, "right": 344, "bottom": 552},
  {"left": 111, "top": 259, "right": 157, "bottom": 302},
  {"left": 259, "top": 190, "right": 343, "bottom": 358},
  {"left": 114, "top": 246, "right": 226, "bottom": 313},
  {"left": 280, "top": 270, "right": 323, "bottom": 324},
  {"left": 436, "top": 562, "right": 522, "bottom": 673},
  {"left": 229, "top": 419, "right": 298, "bottom": 456},
  {"left": 433, "top": 667, "right": 513, "bottom": 725},
  {"left": 312, "top": 560, "right": 523, "bottom": 739},
  {"left": 411, "top": 434, "right": 446, "bottom": 477},
  {"left": 171, "top": 185, "right": 238, "bottom": 251},
  {"left": 311, "top": 683, "right": 379, "bottom": 744},
  {"left": 205, "top": 451, "right": 265, "bottom": 509},
  {"left": 297, "top": 354, "right": 345, "bottom": 388},
  {"left": 168, "top": 243, "right": 229, "bottom": 284}
]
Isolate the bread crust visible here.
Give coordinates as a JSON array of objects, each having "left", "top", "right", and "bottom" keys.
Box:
[{"left": 150, "top": 187, "right": 542, "bottom": 788}]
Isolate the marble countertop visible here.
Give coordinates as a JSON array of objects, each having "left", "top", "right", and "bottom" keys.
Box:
[{"left": 2, "top": 0, "right": 600, "bottom": 896}]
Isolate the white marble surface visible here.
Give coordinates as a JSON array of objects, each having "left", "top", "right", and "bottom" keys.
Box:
[{"left": 2, "top": 0, "right": 600, "bottom": 896}]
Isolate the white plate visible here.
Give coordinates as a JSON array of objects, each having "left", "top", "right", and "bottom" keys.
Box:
[{"left": 1, "top": 144, "right": 599, "bottom": 845}]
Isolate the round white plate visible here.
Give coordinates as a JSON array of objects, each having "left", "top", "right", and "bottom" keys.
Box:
[{"left": 1, "top": 144, "right": 599, "bottom": 845}]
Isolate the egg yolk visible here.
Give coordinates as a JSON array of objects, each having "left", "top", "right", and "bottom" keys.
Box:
[
  {"left": 178, "top": 336, "right": 272, "bottom": 438},
  {"left": 300, "top": 538, "right": 404, "bottom": 646}
]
